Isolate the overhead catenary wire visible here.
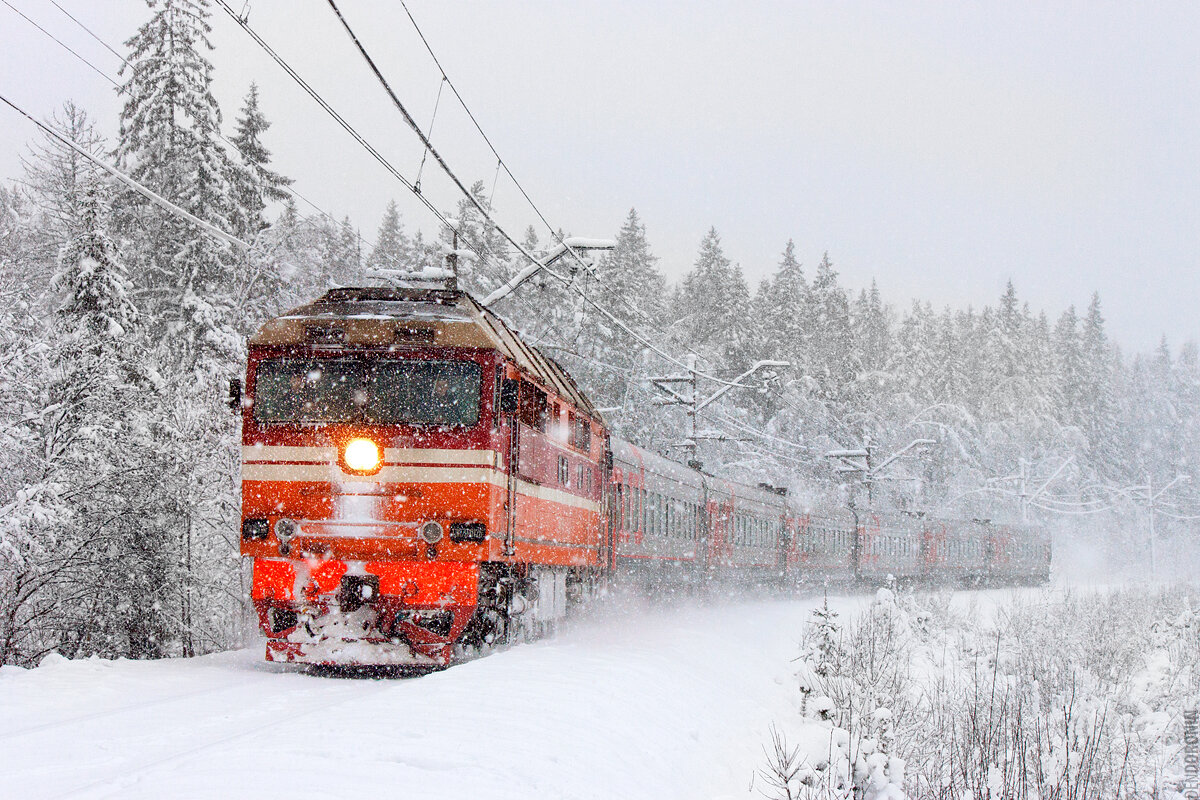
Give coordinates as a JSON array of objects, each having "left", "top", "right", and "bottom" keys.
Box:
[
  {"left": 392, "top": 0, "right": 715, "bottom": 350},
  {"left": 5, "top": 2, "right": 418, "bottom": 277},
  {"left": 394, "top": 0, "right": 603, "bottom": 276},
  {"left": 211, "top": 0, "right": 490, "bottom": 269},
  {"left": 273, "top": 0, "right": 760, "bottom": 389},
  {"left": 0, "top": 92, "right": 251, "bottom": 251},
  {"left": 25, "top": 0, "right": 831, "bottom": 450},
  {"left": 47, "top": 0, "right": 128, "bottom": 66},
  {"left": 0, "top": 0, "right": 118, "bottom": 88}
]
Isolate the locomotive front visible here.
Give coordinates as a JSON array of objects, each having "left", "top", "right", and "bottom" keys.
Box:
[{"left": 239, "top": 286, "right": 513, "bottom": 667}]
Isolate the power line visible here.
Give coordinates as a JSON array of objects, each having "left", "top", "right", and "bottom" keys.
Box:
[
  {"left": 0, "top": 92, "right": 251, "bottom": 251},
  {"left": 5, "top": 1, "right": 414, "bottom": 275},
  {"left": 292, "top": 1, "right": 759, "bottom": 388},
  {"left": 0, "top": 0, "right": 118, "bottom": 88},
  {"left": 33, "top": 0, "right": 783, "bottom": 397},
  {"left": 322, "top": 0, "right": 507, "bottom": 255},
  {"left": 212, "top": 0, "right": 481, "bottom": 267},
  {"left": 47, "top": 0, "right": 128, "bottom": 66},
  {"left": 395, "top": 0, "right": 572, "bottom": 255},
  {"left": 390, "top": 0, "right": 723, "bottom": 351}
]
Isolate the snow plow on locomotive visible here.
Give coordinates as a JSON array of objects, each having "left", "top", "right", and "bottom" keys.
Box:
[{"left": 236, "top": 284, "right": 1050, "bottom": 668}]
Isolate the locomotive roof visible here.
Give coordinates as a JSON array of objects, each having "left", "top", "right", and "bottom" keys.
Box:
[{"left": 249, "top": 286, "right": 602, "bottom": 420}]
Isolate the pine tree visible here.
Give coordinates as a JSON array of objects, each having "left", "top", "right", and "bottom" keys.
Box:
[
  {"left": 229, "top": 82, "right": 292, "bottom": 239},
  {"left": 366, "top": 200, "right": 410, "bottom": 273},
  {"left": 1080, "top": 293, "right": 1119, "bottom": 475},
  {"left": 675, "top": 227, "right": 749, "bottom": 353},
  {"left": 809, "top": 252, "right": 857, "bottom": 405},
  {"left": 115, "top": 0, "right": 237, "bottom": 326},
  {"left": 109, "top": 0, "right": 244, "bottom": 657},
  {"left": 597, "top": 208, "right": 664, "bottom": 320},
  {"left": 443, "top": 180, "right": 510, "bottom": 292},
  {"left": 1054, "top": 306, "right": 1085, "bottom": 431},
  {"left": 51, "top": 187, "right": 139, "bottom": 340},
  {"left": 760, "top": 239, "right": 809, "bottom": 365}
]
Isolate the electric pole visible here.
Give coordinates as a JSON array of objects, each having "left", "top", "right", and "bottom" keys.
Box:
[{"left": 650, "top": 358, "right": 788, "bottom": 469}]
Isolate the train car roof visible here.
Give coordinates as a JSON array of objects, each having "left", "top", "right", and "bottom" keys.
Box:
[
  {"left": 249, "top": 286, "right": 601, "bottom": 419},
  {"left": 610, "top": 438, "right": 705, "bottom": 489}
]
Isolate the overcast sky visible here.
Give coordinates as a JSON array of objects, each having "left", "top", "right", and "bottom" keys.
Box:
[{"left": 1, "top": 1, "right": 1197, "bottom": 353}]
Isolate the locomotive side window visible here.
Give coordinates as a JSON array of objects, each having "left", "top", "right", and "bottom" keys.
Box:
[
  {"left": 254, "top": 359, "right": 481, "bottom": 426},
  {"left": 518, "top": 383, "right": 548, "bottom": 431},
  {"left": 571, "top": 415, "right": 591, "bottom": 453}
]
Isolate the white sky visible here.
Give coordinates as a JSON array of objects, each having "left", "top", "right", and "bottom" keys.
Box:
[{"left": 1, "top": 1, "right": 1197, "bottom": 353}]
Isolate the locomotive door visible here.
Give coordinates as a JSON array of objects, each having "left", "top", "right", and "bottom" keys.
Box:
[
  {"left": 499, "top": 375, "right": 520, "bottom": 557},
  {"left": 505, "top": 420, "right": 519, "bottom": 556}
]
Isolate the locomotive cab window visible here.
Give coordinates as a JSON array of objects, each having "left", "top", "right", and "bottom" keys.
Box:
[{"left": 253, "top": 358, "right": 481, "bottom": 426}]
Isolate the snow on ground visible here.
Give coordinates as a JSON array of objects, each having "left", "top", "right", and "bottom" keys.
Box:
[{"left": 0, "top": 589, "right": 1041, "bottom": 800}]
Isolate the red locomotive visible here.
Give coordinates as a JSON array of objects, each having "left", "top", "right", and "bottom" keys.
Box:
[{"left": 236, "top": 283, "right": 1050, "bottom": 668}]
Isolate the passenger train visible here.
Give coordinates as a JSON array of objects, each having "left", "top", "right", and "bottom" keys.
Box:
[{"left": 234, "top": 282, "right": 1050, "bottom": 668}]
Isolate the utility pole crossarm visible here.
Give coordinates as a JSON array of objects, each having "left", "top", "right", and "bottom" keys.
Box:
[
  {"left": 650, "top": 381, "right": 692, "bottom": 405},
  {"left": 870, "top": 439, "right": 936, "bottom": 476},
  {"left": 646, "top": 358, "right": 788, "bottom": 469},
  {"left": 481, "top": 237, "right": 614, "bottom": 307},
  {"left": 1151, "top": 473, "right": 1192, "bottom": 503},
  {"left": 694, "top": 360, "right": 790, "bottom": 412},
  {"left": 1027, "top": 456, "right": 1074, "bottom": 505}
]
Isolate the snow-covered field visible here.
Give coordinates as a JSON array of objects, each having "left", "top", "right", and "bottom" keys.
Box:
[
  {"left": 0, "top": 592, "right": 861, "bottom": 800},
  {"left": 0, "top": 586, "right": 1095, "bottom": 800}
]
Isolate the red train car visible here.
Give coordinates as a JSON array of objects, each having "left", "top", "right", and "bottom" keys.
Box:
[
  {"left": 238, "top": 285, "right": 606, "bottom": 667},
  {"left": 235, "top": 282, "right": 1051, "bottom": 668}
]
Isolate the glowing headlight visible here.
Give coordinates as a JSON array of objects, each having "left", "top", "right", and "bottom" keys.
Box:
[{"left": 343, "top": 438, "right": 381, "bottom": 473}]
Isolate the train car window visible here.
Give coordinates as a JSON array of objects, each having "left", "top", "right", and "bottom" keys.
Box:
[
  {"left": 558, "top": 455, "right": 569, "bottom": 486},
  {"left": 255, "top": 359, "right": 482, "bottom": 426},
  {"left": 619, "top": 484, "right": 626, "bottom": 529}
]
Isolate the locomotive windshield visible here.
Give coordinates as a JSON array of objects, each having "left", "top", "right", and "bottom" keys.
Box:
[{"left": 253, "top": 358, "right": 481, "bottom": 426}]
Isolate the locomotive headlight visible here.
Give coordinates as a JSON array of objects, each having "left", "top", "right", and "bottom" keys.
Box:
[
  {"left": 419, "top": 520, "right": 444, "bottom": 544},
  {"left": 343, "top": 438, "right": 381, "bottom": 473}
]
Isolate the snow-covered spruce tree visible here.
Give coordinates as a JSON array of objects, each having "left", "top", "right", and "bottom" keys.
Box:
[
  {"left": 807, "top": 252, "right": 858, "bottom": 408},
  {"left": 45, "top": 185, "right": 176, "bottom": 660},
  {"left": 52, "top": 187, "right": 140, "bottom": 340},
  {"left": 366, "top": 199, "right": 411, "bottom": 273},
  {"left": 574, "top": 209, "right": 671, "bottom": 443},
  {"left": 0, "top": 186, "right": 72, "bottom": 666},
  {"left": 228, "top": 82, "right": 291, "bottom": 240},
  {"left": 759, "top": 240, "right": 809, "bottom": 369},
  {"left": 113, "top": 0, "right": 245, "bottom": 657},
  {"left": 673, "top": 228, "right": 752, "bottom": 360},
  {"left": 1079, "top": 293, "right": 1121, "bottom": 479},
  {"left": 115, "top": 0, "right": 239, "bottom": 336}
]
